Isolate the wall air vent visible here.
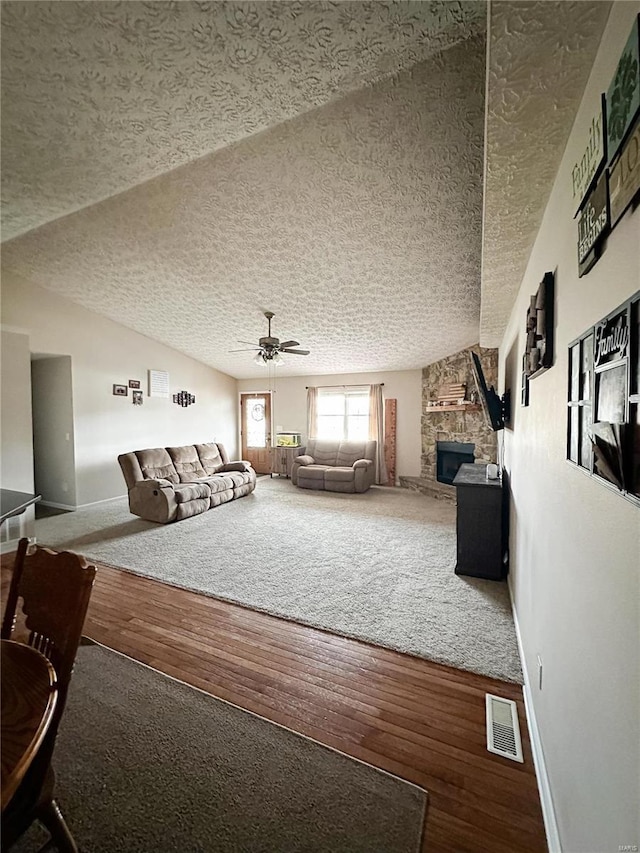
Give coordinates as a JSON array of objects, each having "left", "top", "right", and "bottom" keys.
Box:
[{"left": 485, "top": 693, "right": 524, "bottom": 762}]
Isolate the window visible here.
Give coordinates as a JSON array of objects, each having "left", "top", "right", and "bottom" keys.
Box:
[{"left": 317, "top": 388, "right": 369, "bottom": 441}]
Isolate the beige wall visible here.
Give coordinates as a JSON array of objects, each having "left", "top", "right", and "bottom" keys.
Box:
[
  {"left": 237, "top": 369, "right": 422, "bottom": 481},
  {"left": 499, "top": 4, "right": 640, "bottom": 851},
  {"left": 1, "top": 274, "right": 238, "bottom": 506}
]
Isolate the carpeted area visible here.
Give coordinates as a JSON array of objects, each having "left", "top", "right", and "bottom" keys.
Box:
[
  {"left": 14, "top": 641, "right": 427, "bottom": 853},
  {"left": 35, "top": 478, "right": 523, "bottom": 682}
]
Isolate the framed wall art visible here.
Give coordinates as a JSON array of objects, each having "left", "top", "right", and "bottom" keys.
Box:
[
  {"left": 606, "top": 14, "right": 640, "bottom": 165},
  {"left": 113, "top": 384, "right": 128, "bottom": 397},
  {"left": 524, "top": 271, "right": 555, "bottom": 379},
  {"left": 567, "top": 290, "right": 640, "bottom": 505}
]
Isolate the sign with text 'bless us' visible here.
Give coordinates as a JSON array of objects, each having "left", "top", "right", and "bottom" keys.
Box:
[{"left": 577, "top": 171, "right": 609, "bottom": 276}]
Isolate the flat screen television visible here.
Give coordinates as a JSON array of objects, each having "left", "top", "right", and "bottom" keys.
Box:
[{"left": 470, "top": 352, "right": 508, "bottom": 431}]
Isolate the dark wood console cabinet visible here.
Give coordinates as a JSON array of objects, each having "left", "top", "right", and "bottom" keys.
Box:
[{"left": 453, "top": 463, "right": 507, "bottom": 581}]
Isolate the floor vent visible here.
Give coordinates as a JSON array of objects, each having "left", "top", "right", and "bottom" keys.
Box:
[{"left": 486, "top": 693, "right": 524, "bottom": 762}]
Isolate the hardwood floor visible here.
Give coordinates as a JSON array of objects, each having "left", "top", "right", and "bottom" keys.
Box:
[{"left": 1, "top": 553, "right": 548, "bottom": 852}]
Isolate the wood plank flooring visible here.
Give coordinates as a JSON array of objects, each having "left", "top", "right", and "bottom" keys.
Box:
[{"left": 1, "top": 553, "right": 548, "bottom": 852}]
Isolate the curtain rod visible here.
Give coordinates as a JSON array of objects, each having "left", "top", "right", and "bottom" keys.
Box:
[{"left": 305, "top": 383, "right": 384, "bottom": 389}]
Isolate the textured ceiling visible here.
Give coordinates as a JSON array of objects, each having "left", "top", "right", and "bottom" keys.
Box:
[
  {"left": 1, "top": 0, "right": 485, "bottom": 240},
  {"left": 480, "top": 1, "right": 611, "bottom": 347},
  {"left": 0, "top": 1, "right": 611, "bottom": 378}
]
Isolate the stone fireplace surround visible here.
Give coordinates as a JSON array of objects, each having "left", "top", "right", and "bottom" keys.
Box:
[{"left": 400, "top": 344, "right": 499, "bottom": 501}]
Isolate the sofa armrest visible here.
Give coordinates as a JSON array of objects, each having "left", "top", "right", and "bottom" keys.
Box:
[
  {"left": 294, "top": 455, "right": 314, "bottom": 467},
  {"left": 219, "top": 461, "right": 252, "bottom": 473},
  {"left": 353, "top": 459, "right": 372, "bottom": 469},
  {"left": 135, "top": 478, "right": 174, "bottom": 489}
]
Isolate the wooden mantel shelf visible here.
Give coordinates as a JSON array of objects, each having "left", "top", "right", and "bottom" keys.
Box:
[{"left": 424, "top": 404, "right": 482, "bottom": 412}]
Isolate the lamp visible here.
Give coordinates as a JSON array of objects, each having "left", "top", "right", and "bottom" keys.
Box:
[
  {"left": 254, "top": 351, "right": 266, "bottom": 365},
  {"left": 272, "top": 351, "right": 283, "bottom": 366}
]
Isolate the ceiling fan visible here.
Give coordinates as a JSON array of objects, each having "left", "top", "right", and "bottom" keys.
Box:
[{"left": 231, "top": 311, "right": 310, "bottom": 365}]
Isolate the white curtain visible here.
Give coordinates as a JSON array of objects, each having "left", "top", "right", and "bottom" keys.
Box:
[
  {"left": 368, "top": 384, "right": 388, "bottom": 485},
  {"left": 306, "top": 386, "right": 318, "bottom": 440}
]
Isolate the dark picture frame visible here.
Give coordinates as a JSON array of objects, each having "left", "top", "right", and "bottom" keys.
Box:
[
  {"left": 128, "top": 379, "right": 141, "bottom": 389},
  {"left": 606, "top": 14, "right": 640, "bottom": 165},
  {"left": 132, "top": 390, "right": 143, "bottom": 405},
  {"left": 113, "top": 384, "right": 128, "bottom": 396}
]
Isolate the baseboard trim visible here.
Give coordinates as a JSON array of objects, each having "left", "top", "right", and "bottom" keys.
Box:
[
  {"left": 40, "top": 494, "right": 127, "bottom": 512},
  {"left": 508, "top": 581, "right": 561, "bottom": 853}
]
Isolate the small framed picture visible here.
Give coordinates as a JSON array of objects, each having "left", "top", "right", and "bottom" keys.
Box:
[
  {"left": 132, "top": 390, "right": 143, "bottom": 405},
  {"left": 128, "top": 379, "right": 141, "bottom": 389},
  {"left": 113, "top": 384, "right": 128, "bottom": 396}
]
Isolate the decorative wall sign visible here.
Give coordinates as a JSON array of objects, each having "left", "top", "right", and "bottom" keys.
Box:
[
  {"left": 567, "top": 291, "right": 640, "bottom": 505},
  {"left": 173, "top": 390, "right": 196, "bottom": 407},
  {"left": 572, "top": 96, "right": 606, "bottom": 214},
  {"left": 132, "top": 390, "right": 143, "bottom": 405},
  {"left": 577, "top": 171, "right": 609, "bottom": 276},
  {"left": 606, "top": 14, "right": 640, "bottom": 164},
  {"left": 609, "top": 116, "right": 640, "bottom": 227},
  {"left": 128, "top": 379, "right": 141, "bottom": 389},
  {"left": 521, "top": 355, "right": 530, "bottom": 407},
  {"left": 113, "top": 384, "right": 128, "bottom": 396},
  {"left": 594, "top": 307, "right": 629, "bottom": 369},
  {"left": 148, "top": 369, "right": 170, "bottom": 398}
]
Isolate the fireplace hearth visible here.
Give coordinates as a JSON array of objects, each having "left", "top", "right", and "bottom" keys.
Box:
[{"left": 436, "top": 441, "right": 475, "bottom": 485}]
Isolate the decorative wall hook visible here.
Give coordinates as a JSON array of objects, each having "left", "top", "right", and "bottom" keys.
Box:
[{"left": 173, "top": 390, "right": 196, "bottom": 407}]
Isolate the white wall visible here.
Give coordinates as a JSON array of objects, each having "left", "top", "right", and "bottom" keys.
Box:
[
  {"left": 1, "top": 274, "right": 239, "bottom": 506},
  {"left": 499, "top": 5, "right": 640, "bottom": 851},
  {"left": 237, "top": 369, "right": 423, "bottom": 481}
]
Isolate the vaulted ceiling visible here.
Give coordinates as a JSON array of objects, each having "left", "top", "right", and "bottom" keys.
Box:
[{"left": 1, "top": 1, "right": 610, "bottom": 378}]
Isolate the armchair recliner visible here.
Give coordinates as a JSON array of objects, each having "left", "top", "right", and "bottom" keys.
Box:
[{"left": 291, "top": 439, "right": 376, "bottom": 493}]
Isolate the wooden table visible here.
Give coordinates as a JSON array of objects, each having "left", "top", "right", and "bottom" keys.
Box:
[
  {"left": 1, "top": 640, "right": 57, "bottom": 810},
  {"left": 0, "top": 490, "right": 41, "bottom": 526}
]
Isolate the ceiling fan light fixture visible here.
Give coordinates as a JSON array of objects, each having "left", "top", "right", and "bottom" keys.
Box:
[
  {"left": 253, "top": 351, "right": 266, "bottom": 365},
  {"left": 272, "top": 351, "right": 283, "bottom": 365}
]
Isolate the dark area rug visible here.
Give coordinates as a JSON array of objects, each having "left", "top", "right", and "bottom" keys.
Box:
[{"left": 14, "top": 642, "right": 427, "bottom": 853}]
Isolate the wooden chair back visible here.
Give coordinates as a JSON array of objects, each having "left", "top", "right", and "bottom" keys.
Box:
[{"left": 1, "top": 538, "right": 97, "bottom": 736}]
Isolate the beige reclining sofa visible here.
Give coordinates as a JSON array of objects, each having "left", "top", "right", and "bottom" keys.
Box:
[
  {"left": 118, "top": 442, "right": 256, "bottom": 523},
  {"left": 291, "top": 439, "right": 376, "bottom": 493}
]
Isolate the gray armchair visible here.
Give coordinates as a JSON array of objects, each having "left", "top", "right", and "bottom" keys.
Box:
[{"left": 291, "top": 439, "right": 376, "bottom": 493}]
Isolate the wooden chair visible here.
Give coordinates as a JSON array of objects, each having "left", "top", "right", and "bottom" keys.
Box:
[{"left": 1, "top": 538, "right": 96, "bottom": 852}]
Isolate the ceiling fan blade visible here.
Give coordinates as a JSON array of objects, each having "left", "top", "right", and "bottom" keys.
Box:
[
  {"left": 281, "top": 348, "right": 310, "bottom": 355},
  {"left": 237, "top": 340, "right": 259, "bottom": 346},
  {"left": 279, "top": 340, "right": 299, "bottom": 348},
  {"left": 229, "top": 347, "right": 262, "bottom": 352}
]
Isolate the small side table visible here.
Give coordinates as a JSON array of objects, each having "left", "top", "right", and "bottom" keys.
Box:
[
  {"left": 452, "top": 463, "right": 507, "bottom": 581},
  {"left": 273, "top": 446, "right": 305, "bottom": 478}
]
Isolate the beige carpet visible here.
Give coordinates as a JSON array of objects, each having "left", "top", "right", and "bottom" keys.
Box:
[
  {"left": 35, "top": 477, "right": 523, "bottom": 682},
  {"left": 14, "top": 641, "right": 428, "bottom": 853}
]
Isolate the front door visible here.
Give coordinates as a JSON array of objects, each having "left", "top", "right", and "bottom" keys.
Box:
[{"left": 240, "top": 393, "right": 272, "bottom": 474}]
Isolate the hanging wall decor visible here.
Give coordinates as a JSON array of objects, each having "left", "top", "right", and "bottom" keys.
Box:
[
  {"left": 609, "top": 115, "right": 640, "bottom": 227},
  {"left": 128, "top": 379, "right": 141, "bottom": 389},
  {"left": 173, "top": 391, "right": 196, "bottom": 407},
  {"left": 572, "top": 94, "right": 607, "bottom": 214},
  {"left": 567, "top": 290, "right": 640, "bottom": 506},
  {"left": 606, "top": 14, "right": 640, "bottom": 165},
  {"left": 113, "top": 384, "right": 128, "bottom": 396},
  {"left": 577, "top": 171, "right": 610, "bottom": 277},
  {"left": 148, "top": 369, "right": 170, "bottom": 398},
  {"left": 132, "top": 391, "right": 143, "bottom": 406},
  {"left": 524, "top": 271, "right": 555, "bottom": 379}
]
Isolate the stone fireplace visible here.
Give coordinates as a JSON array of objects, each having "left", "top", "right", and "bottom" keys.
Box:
[{"left": 400, "top": 344, "right": 498, "bottom": 501}]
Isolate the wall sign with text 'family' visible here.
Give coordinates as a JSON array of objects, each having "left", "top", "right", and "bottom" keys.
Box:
[
  {"left": 609, "top": 116, "right": 640, "bottom": 227},
  {"left": 594, "top": 309, "right": 629, "bottom": 369},
  {"left": 572, "top": 96, "right": 606, "bottom": 215},
  {"left": 577, "top": 172, "right": 609, "bottom": 277}
]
